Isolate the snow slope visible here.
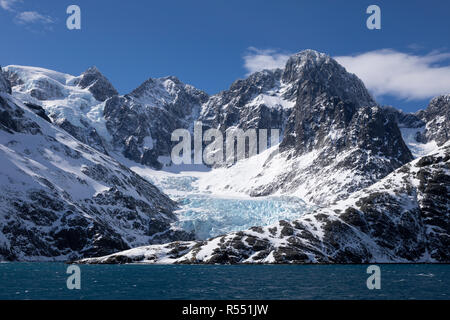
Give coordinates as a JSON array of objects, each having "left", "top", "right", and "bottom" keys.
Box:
[
  {"left": 4, "top": 65, "right": 117, "bottom": 154},
  {"left": 400, "top": 127, "right": 438, "bottom": 158}
]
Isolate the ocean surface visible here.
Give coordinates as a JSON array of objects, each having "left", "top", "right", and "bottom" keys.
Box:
[{"left": 0, "top": 263, "right": 449, "bottom": 300}]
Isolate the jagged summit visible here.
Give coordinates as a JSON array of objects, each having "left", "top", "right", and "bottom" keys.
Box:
[
  {"left": 76, "top": 66, "right": 118, "bottom": 102},
  {"left": 128, "top": 75, "right": 207, "bottom": 105},
  {"left": 104, "top": 75, "right": 209, "bottom": 168},
  {"left": 423, "top": 94, "right": 450, "bottom": 119},
  {"left": 244, "top": 49, "right": 330, "bottom": 78},
  {"left": 84, "top": 66, "right": 101, "bottom": 73},
  {"left": 200, "top": 49, "right": 376, "bottom": 134},
  {"left": 283, "top": 50, "right": 376, "bottom": 107},
  {"left": 282, "top": 49, "right": 330, "bottom": 79}
]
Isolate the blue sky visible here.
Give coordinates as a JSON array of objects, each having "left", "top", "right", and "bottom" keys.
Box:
[{"left": 1, "top": 0, "right": 449, "bottom": 112}]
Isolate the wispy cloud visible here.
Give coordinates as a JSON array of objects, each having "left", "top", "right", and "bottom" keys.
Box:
[
  {"left": 243, "top": 47, "right": 292, "bottom": 75},
  {"left": 15, "top": 10, "right": 54, "bottom": 25},
  {"left": 1, "top": 0, "right": 55, "bottom": 30},
  {"left": 0, "top": 0, "right": 21, "bottom": 12},
  {"left": 243, "top": 47, "right": 450, "bottom": 101},
  {"left": 335, "top": 50, "right": 450, "bottom": 100}
]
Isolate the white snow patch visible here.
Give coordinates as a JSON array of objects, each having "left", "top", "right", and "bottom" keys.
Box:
[{"left": 400, "top": 127, "right": 438, "bottom": 158}]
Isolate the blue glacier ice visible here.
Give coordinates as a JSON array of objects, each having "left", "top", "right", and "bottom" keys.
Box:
[{"left": 156, "top": 175, "right": 315, "bottom": 240}]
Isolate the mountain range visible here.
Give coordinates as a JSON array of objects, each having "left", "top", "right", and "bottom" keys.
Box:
[{"left": 0, "top": 49, "right": 448, "bottom": 263}]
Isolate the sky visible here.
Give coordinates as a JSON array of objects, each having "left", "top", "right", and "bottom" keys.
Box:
[{"left": 0, "top": 0, "right": 449, "bottom": 112}]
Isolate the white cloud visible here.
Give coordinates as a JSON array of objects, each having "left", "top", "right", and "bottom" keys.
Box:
[
  {"left": 335, "top": 50, "right": 450, "bottom": 100},
  {"left": 243, "top": 47, "right": 292, "bottom": 75},
  {"left": 1, "top": 1, "right": 55, "bottom": 29},
  {"left": 0, "top": 0, "right": 21, "bottom": 11},
  {"left": 15, "top": 11, "right": 54, "bottom": 25}
]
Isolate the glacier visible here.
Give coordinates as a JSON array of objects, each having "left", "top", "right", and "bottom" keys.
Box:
[
  {"left": 122, "top": 163, "right": 315, "bottom": 240},
  {"left": 174, "top": 194, "right": 313, "bottom": 240}
]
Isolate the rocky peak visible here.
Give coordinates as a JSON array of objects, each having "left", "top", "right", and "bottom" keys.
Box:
[
  {"left": 282, "top": 50, "right": 329, "bottom": 82},
  {"left": 419, "top": 94, "right": 450, "bottom": 122},
  {"left": 415, "top": 94, "right": 450, "bottom": 146},
  {"left": 0, "top": 66, "right": 11, "bottom": 94},
  {"left": 237, "top": 51, "right": 415, "bottom": 203},
  {"left": 282, "top": 50, "right": 376, "bottom": 108},
  {"left": 200, "top": 50, "right": 376, "bottom": 136},
  {"left": 77, "top": 66, "right": 118, "bottom": 102},
  {"left": 229, "top": 69, "right": 283, "bottom": 93},
  {"left": 280, "top": 51, "right": 383, "bottom": 155},
  {"left": 104, "top": 76, "right": 209, "bottom": 168},
  {"left": 129, "top": 76, "right": 208, "bottom": 105}
]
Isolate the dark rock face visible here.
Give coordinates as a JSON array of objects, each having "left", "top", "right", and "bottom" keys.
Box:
[
  {"left": 281, "top": 51, "right": 380, "bottom": 153},
  {"left": 382, "top": 106, "right": 424, "bottom": 129},
  {"left": 104, "top": 77, "right": 209, "bottom": 168},
  {"left": 198, "top": 51, "right": 380, "bottom": 171},
  {"left": 199, "top": 51, "right": 375, "bottom": 140},
  {"left": 78, "top": 143, "right": 450, "bottom": 264},
  {"left": 199, "top": 69, "right": 293, "bottom": 135},
  {"left": 56, "top": 118, "right": 109, "bottom": 155},
  {"left": 0, "top": 95, "right": 41, "bottom": 135},
  {"left": 0, "top": 67, "right": 11, "bottom": 94},
  {"left": 74, "top": 66, "right": 118, "bottom": 102},
  {"left": 0, "top": 94, "right": 193, "bottom": 261},
  {"left": 416, "top": 95, "right": 450, "bottom": 146},
  {"left": 23, "top": 102, "right": 52, "bottom": 123},
  {"left": 282, "top": 50, "right": 375, "bottom": 107}
]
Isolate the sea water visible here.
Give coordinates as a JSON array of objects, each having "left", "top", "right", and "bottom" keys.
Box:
[{"left": 0, "top": 263, "right": 448, "bottom": 300}]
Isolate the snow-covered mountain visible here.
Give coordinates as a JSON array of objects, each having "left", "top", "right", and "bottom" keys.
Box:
[
  {"left": 78, "top": 141, "right": 450, "bottom": 264},
  {"left": 104, "top": 76, "right": 209, "bottom": 168},
  {"left": 197, "top": 50, "right": 413, "bottom": 205},
  {"left": 4, "top": 66, "right": 210, "bottom": 169},
  {"left": 1, "top": 49, "right": 449, "bottom": 263},
  {"left": 0, "top": 72, "right": 192, "bottom": 261}
]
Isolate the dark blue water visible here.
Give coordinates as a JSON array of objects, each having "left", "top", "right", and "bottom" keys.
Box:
[{"left": 0, "top": 263, "right": 448, "bottom": 300}]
